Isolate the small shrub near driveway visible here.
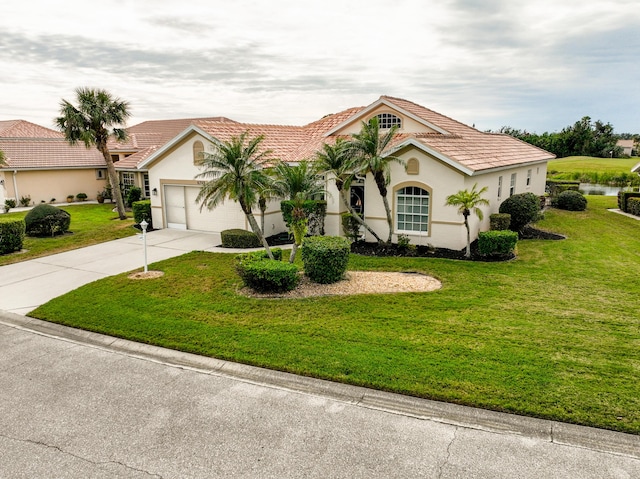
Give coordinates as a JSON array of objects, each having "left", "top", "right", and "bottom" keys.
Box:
[
  {"left": 478, "top": 230, "right": 518, "bottom": 257},
  {"left": 235, "top": 249, "right": 297, "bottom": 293},
  {"left": 221, "top": 229, "right": 261, "bottom": 248},
  {"left": 301, "top": 236, "right": 350, "bottom": 284},
  {"left": 627, "top": 197, "right": 640, "bottom": 217},
  {"left": 554, "top": 190, "right": 587, "bottom": 211},
  {"left": 132, "top": 200, "right": 152, "bottom": 228},
  {"left": 24, "top": 204, "right": 71, "bottom": 237},
  {"left": 0, "top": 218, "right": 25, "bottom": 255}
]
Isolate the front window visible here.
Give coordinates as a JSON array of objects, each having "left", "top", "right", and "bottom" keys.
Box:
[
  {"left": 376, "top": 113, "right": 402, "bottom": 130},
  {"left": 526, "top": 169, "right": 532, "bottom": 187},
  {"left": 143, "top": 173, "right": 150, "bottom": 197},
  {"left": 396, "top": 186, "right": 429, "bottom": 233},
  {"left": 497, "top": 176, "right": 503, "bottom": 200},
  {"left": 122, "top": 172, "right": 135, "bottom": 197},
  {"left": 510, "top": 173, "right": 516, "bottom": 196}
]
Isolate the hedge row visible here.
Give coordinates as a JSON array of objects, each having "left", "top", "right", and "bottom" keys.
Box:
[
  {"left": 618, "top": 191, "right": 640, "bottom": 212},
  {"left": 627, "top": 197, "right": 640, "bottom": 217},
  {"left": 222, "top": 229, "right": 261, "bottom": 248},
  {"left": 478, "top": 230, "right": 518, "bottom": 257}
]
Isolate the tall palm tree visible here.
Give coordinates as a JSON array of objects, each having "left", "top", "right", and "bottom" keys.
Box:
[
  {"left": 350, "top": 116, "right": 404, "bottom": 243},
  {"left": 271, "top": 160, "right": 325, "bottom": 262},
  {"left": 55, "top": 87, "right": 130, "bottom": 220},
  {"left": 195, "top": 131, "right": 275, "bottom": 259},
  {"left": 445, "top": 183, "right": 490, "bottom": 258},
  {"left": 314, "top": 138, "right": 382, "bottom": 243}
]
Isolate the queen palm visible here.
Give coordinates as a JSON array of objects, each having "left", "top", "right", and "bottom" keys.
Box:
[
  {"left": 350, "top": 116, "right": 403, "bottom": 243},
  {"left": 445, "top": 183, "right": 490, "bottom": 258},
  {"left": 271, "top": 160, "right": 325, "bottom": 262},
  {"left": 55, "top": 87, "right": 130, "bottom": 220},
  {"left": 314, "top": 138, "right": 382, "bottom": 243},
  {"left": 195, "top": 131, "right": 275, "bottom": 259}
]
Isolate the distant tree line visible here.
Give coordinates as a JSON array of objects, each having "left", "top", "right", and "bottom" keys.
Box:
[{"left": 492, "top": 116, "right": 633, "bottom": 158}]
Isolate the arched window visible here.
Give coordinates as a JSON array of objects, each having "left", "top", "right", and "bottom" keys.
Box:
[
  {"left": 193, "top": 141, "right": 204, "bottom": 166},
  {"left": 406, "top": 158, "right": 419, "bottom": 175},
  {"left": 376, "top": 113, "right": 402, "bottom": 129},
  {"left": 396, "top": 186, "right": 429, "bottom": 232}
]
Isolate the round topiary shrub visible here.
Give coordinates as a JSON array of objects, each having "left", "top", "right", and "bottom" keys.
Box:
[
  {"left": 0, "top": 218, "right": 25, "bottom": 255},
  {"left": 498, "top": 192, "right": 541, "bottom": 233},
  {"left": 301, "top": 236, "right": 350, "bottom": 284},
  {"left": 221, "top": 228, "right": 261, "bottom": 248},
  {"left": 555, "top": 190, "right": 587, "bottom": 211},
  {"left": 24, "top": 204, "right": 71, "bottom": 237}
]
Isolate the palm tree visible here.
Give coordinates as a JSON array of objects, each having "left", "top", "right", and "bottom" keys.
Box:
[
  {"left": 350, "top": 116, "right": 404, "bottom": 243},
  {"left": 271, "top": 160, "right": 325, "bottom": 262},
  {"left": 195, "top": 131, "right": 275, "bottom": 259},
  {"left": 314, "top": 138, "right": 382, "bottom": 243},
  {"left": 445, "top": 183, "right": 490, "bottom": 258},
  {"left": 55, "top": 87, "right": 130, "bottom": 220}
]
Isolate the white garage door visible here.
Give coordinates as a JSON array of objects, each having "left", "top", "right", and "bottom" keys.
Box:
[{"left": 185, "top": 186, "right": 247, "bottom": 231}]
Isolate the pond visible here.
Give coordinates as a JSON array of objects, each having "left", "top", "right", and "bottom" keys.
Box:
[{"left": 579, "top": 183, "right": 621, "bottom": 196}]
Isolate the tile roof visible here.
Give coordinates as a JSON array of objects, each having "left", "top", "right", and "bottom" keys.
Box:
[
  {"left": 0, "top": 120, "right": 63, "bottom": 138},
  {"left": 0, "top": 138, "right": 105, "bottom": 169}
]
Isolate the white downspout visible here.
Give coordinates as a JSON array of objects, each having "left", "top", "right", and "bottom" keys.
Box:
[{"left": 12, "top": 170, "right": 19, "bottom": 201}]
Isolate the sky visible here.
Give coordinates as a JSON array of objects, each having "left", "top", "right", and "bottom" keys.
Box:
[{"left": 1, "top": 0, "right": 639, "bottom": 134}]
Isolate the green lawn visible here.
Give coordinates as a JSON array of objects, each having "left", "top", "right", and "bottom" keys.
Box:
[
  {"left": 0, "top": 204, "right": 136, "bottom": 266},
  {"left": 548, "top": 156, "right": 639, "bottom": 185},
  {"left": 29, "top": 196, "right": 640, "bottom": 434}
]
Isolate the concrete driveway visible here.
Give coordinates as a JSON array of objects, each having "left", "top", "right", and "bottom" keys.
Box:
[{"left": 0, "top": 229, "right": 243, "bottom": 315}]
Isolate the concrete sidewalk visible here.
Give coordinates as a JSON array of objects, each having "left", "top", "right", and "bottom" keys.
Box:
[
  {"left": 0, "top": 229, "right": 256, "bottom": 314},
  {"left": 1, "top": 312, "right": 638, "bottom": 478}
]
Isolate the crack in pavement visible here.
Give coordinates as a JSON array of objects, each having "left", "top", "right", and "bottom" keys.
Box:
[
  {"left": 437, "top": 426, "right": 458, "bottom": 479},
  {"left": 0, "top": 433, "right": 164, "bottom": 478}
]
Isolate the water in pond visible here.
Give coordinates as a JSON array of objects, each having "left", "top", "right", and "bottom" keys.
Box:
[{"left": 579, "top": 183, "right": 621, "bottom": 196}]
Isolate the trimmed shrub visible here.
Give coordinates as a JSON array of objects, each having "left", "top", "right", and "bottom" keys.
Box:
[
  {"left": 627, "top": 197, "right": 640, "bottom": 217},
  {"left": 499, "top": 192, "right": 541, "bottom": 233},
  {"left": 281, "top": 200, "right": 327, "bottom": 236},
  {"left": 618, "top": 191, "right": 640, "bottom": 212},
  {"left": 126, "top": 186, "right": 142, "bottom": 207},
  {"left": 235, "top": 250, "right": 297, "bottom": 293},
  {"left": 478, "top": 230, "right": 518, "bottom": 257},
  {"left": 555, "top": 190, "right": 587, "bottom": 211},
  {"left": 4, "top": 199, "right": 17, "bottom": 212},
  {"left": 546, "top": 179, "right": 580, "bottom": 197},
  {"left": 132, "top": 200, "right": 152, "bottom": 228},
  {"left": 221, "top": 228, "right": 261, "bottom": 248},
  {"left": 75, "top": 193, "right": 87, "bottom": 201},
  {"left": 301, "top": 236, "right": 350, "bottom": 284},
  {"left": 24, "top": 204, "right": 71, "bottom": 237},
  {"left": 489, "top": 213, "right": 511, "bottom": 231},
  {"left": 0, "top": 218, "right": 26, "bottom": 255}
]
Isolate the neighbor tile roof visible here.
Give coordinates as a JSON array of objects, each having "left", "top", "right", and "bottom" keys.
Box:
[
  {"left": 0, "top": 120, "right": 63, "bottom": 138},
  {"left": 0, "top": 138, "right": 105, "bottom": 169}
]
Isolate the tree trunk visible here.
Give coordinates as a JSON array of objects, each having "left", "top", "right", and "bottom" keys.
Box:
[
  {"left": 338, "top": 188, "right": 383, "bottom": 243},
  {"left": 98, "top": 142, "right": 127, "bottom": 220},
  {"left": 289, "top": 243, "right": 297, "bottom": 263},
  {"left": 242, "top": 202, "right": 274, "bottom": 260},
  {"left": 464, "top": 216, "right": 471, "bottom": 258},
  {"left": 381, "top": 194, "right": 393, "bottom": 243}
]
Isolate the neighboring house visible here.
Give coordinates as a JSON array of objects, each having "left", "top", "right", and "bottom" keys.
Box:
[
  {"left": 616, "top": 139, "right": 635, "bottom": 157},
  {"left": 137, "top": 96, "right": 554, "bottom": 250},
  {"left": 0, "top": 120, "right": 107, "bottom": 206}
]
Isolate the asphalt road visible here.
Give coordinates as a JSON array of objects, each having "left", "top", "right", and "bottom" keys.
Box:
[{"left": 1, "top": 313, "right": 638, "bottom": 479}]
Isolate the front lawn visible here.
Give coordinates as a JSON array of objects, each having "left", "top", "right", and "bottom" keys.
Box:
[
  {"left": 29, "top": 196, "right": 640, "bottom": 434},
  {"left": 0, "top": 204, "right": 136, "bottom": 266}
]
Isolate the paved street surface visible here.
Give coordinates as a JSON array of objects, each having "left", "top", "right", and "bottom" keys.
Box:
[{"left": 1, "top": 314, "right": 638, "bottom": 479}]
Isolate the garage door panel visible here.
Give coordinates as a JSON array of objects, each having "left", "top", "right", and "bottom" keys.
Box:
[{"left": 185, "top": 186, "right": 246, "bottom": 232}]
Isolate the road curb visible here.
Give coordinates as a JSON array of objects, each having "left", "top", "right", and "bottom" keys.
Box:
[{"left": 2, "top": 311, "right": 638, "bottom": 459}]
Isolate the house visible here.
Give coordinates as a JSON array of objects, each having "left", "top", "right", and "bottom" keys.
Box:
[
  {"left": 0, "top": 120, "right": 107, "bottom": 206},
  {"left": 138, "top": 96, "right": 554, "bottom": 250},
  {"left": 616, "top": 139, "right": 635, "bottom": 157}
]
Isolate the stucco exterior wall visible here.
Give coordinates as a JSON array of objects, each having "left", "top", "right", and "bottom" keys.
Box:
[
  {"left": 147, "top": 133, "right": 287, "bottom": 234},
  {"left": 0, "top": 169, "right": 106, "bottom": 205}
]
